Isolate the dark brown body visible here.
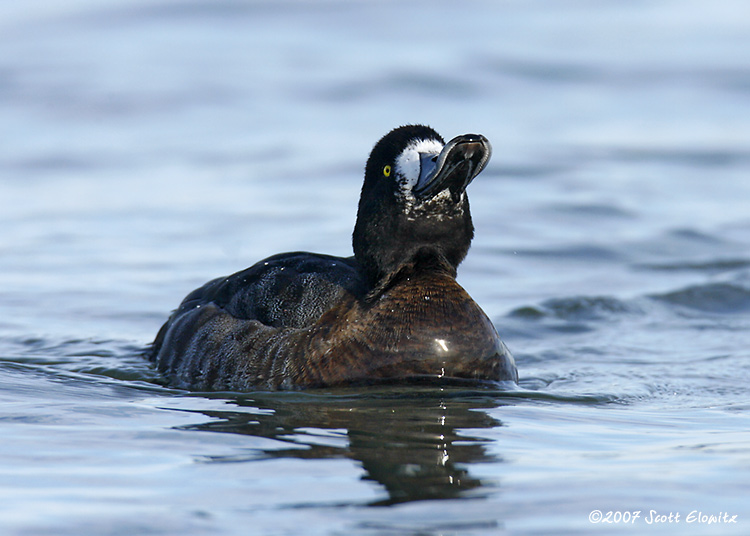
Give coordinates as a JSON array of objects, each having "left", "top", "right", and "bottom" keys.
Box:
[{"left": 152, "top": 270, "right": 516, "bottom": 390}]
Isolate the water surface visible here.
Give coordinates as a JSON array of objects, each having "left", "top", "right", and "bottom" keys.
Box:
[{"left": 2, "top": 1, "right": 750, "bottom": 534}]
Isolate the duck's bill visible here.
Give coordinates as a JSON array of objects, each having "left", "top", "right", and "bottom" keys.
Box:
[{"left": 413, "top": 134, "right": 492, "bottom": 202}]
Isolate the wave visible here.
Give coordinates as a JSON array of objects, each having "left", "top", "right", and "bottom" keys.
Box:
[
  {"left": 0, "top": 336, "right": 165, "bottom": 388},
  {"left": 637, "top": 258, "right": 750, "bottom": 274},
  {"left": 509, "top": 295, "right": 637, "bottom": 322},
  {"left": 649, "top": 282, "right": 750, "bottom": 314}
]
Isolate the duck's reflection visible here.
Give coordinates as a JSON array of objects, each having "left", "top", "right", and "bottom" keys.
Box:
[{"left": 184, "top": 386, "right": 511, "bottom": 505}]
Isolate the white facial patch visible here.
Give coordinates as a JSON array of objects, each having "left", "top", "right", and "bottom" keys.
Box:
[{"left": 394, "top": 138, "right": 443, "bottom": 196}]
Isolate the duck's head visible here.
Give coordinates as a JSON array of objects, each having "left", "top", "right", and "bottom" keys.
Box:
[{"left": 353, "top": 125, "right": 492, "bottom": 290}]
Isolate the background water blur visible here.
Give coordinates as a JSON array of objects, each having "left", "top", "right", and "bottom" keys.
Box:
[{"left": 1, "top": 1, "right": 750, "bottom": 534}]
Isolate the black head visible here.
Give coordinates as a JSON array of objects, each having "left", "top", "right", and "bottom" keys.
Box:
[{"left": 352, "top": 125, "right": 492, "bottom": 290}]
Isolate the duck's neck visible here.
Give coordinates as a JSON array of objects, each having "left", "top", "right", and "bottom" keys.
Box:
[{"left": 364, "top": 248, "right": 458, "bottom": 301}]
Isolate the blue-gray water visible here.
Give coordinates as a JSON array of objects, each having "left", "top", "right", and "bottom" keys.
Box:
[{"left": 2, "top": 1, "right": 750, "bottom": 534}]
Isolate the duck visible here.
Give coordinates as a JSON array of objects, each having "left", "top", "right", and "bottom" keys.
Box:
[{"left": 149, "top": 125, "right": 518, "bottom": 390}]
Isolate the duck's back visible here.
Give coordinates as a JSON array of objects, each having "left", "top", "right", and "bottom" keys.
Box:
[
  {"left": 175, "top": 252, "right": 366, "bottom": 328},
  {"left": 149, "top": 252, "right": 368, "bottom": 389}
]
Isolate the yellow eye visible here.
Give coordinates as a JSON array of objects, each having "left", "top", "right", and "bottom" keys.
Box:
[{"left": 383, "top": 165, "right": 392, "bottom": 177}]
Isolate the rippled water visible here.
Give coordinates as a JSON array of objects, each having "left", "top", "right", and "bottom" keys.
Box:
[{"left": 2, "top": 1, "right": 750, "bottom": 534}]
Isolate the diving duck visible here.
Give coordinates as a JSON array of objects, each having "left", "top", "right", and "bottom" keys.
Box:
[{"left": 150, "top": 125, "right": 517, "bottom": 390}]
